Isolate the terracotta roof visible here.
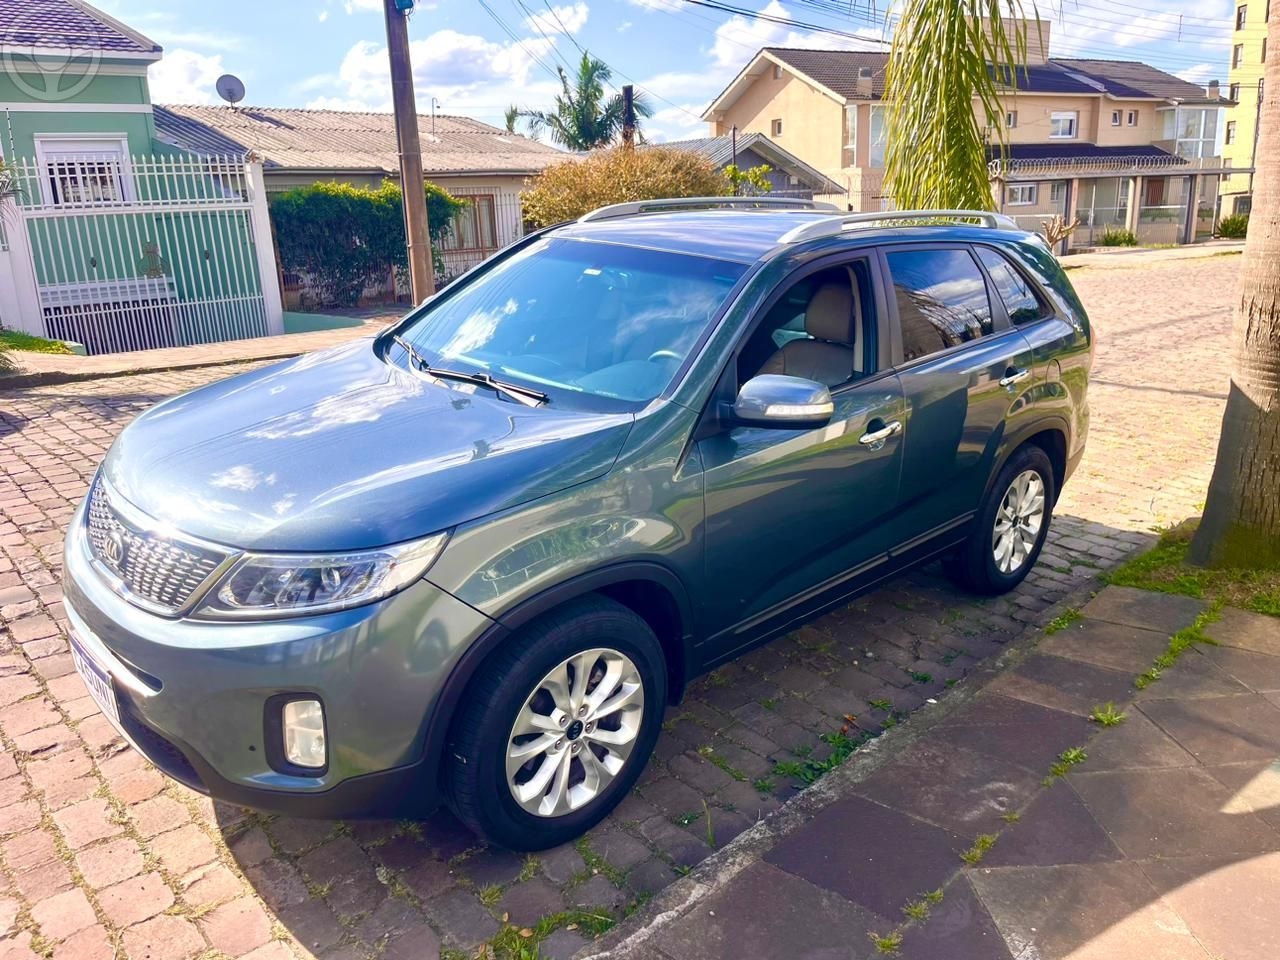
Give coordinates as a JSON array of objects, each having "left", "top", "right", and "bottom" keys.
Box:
[
  {"left": 153, "top": 105, "right": 568, "bottom": 176},
  {"left": 765, "top": 48, "right": 890, "bottom": 100},
  {"left": 0, "top": 0, "right": 160, "bottom": 56}
]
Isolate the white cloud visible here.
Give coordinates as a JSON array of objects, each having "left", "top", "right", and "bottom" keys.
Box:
[
  {"left": 1177, "top": 63, "right": 1219, "bottom": 86},
  {"left": 148, "top": 48, "right": 226, "bottom": 104},
  {"left": 627, "top": 0, "right": 682, "bottom": 10},
  {"left": 319, "top": 10, "right": 330, "bottom": 22},
  {"left": 618, "top": 20, "right": 633, "bottom": 32},
  {"left": 523, "top": 3, "right": 590, "bottom": 36},
  {"left": 344, "top": 0, "right": 382, "bottom": 12},
  {"left": 709, "top": 0, "right": 879, "bottom": 67}
]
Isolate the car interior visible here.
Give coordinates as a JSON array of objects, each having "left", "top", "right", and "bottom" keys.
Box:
[{"left": 737, "top": 262, "right": 874, "bottom": 389}]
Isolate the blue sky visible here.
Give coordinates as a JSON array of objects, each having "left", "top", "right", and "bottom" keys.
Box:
[{"left": 93, "top": 0, "right": 1238, "bottom": 142}]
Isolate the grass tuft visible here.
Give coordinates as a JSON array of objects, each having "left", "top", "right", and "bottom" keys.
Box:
[
  {"left": 960, "top": 834, "right": 997, "bottom": 865},
  {"left": 1044, "top": 608, "right": 1083, "bottom": 635},
  {"left": 870, "top": 930, "right": 904, "bottom": 954},
  {"left": 1090, "top": 702, "right": 1126, "bottom": 727}
]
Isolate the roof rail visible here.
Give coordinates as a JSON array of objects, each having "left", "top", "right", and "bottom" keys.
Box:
[
  {"left": 778, "top": 209, "right": 1019, "bottom": 244},
  {"left": 578, "top": 196, "right": 839, "bottom": 224}
]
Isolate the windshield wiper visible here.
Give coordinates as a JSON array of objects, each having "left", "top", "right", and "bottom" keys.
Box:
[{"left": 391, "top": 335, "right": 548, "bottom": 407}]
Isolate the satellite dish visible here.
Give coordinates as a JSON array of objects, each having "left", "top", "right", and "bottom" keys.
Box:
[{"left": 216, "top": 74, "right": 246, "bottom": 106}]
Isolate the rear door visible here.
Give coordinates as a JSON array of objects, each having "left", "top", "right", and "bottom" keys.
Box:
[{"left": 879, "top": 244, "right": 1036, "bottom": 543}]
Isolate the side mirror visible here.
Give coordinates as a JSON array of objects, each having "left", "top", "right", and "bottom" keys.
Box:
[{"left": 733, "top": 374, "right": 834, "bottom": 429}]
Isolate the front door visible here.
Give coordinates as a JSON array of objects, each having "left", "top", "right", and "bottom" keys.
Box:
[{"left": 694, "top": 256, "right": 907, "bottom": 656}]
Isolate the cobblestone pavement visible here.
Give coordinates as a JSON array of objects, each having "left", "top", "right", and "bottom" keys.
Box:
[{"left": 0, "top": 255, "right": 1239, "bottom": 959}]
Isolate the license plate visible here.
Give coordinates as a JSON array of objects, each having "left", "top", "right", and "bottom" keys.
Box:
[{"left": 70, "top": 634, "right": 120, "bottom": 726}]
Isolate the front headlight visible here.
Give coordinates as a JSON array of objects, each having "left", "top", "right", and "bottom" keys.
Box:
[{"left": 195, "top": 532, "right": 448, "bottom": 620}]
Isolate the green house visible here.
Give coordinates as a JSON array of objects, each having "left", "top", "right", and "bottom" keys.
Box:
[{"left": 0, "top": 0, "right": 283, "bottom": 354}]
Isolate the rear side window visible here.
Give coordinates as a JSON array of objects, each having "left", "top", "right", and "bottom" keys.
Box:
[
  {"left": 886, "top": 249, "right": 993, "bottom": 362},
  {"left": 976, "top": 247, "right": 1051, "bottom": 325}
]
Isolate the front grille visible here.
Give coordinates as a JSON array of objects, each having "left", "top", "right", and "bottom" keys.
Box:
[{"left": 86, "top": 480, "right": 230, "bottom": 613}]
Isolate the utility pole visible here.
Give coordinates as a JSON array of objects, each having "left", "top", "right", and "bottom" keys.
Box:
[
  {"left": 621, "top": 85, "right": 636, "bottom": 149},
  {"left": 384, "top": 0, "right": 434, "bottom": 301}
]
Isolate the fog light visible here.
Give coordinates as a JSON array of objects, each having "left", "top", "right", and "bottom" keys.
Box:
[{"left": 282, "top": 699, "right": 326, "bottom": 769}]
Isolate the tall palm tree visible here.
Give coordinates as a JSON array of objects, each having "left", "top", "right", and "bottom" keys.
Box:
[
  {"left": 1190, "top": 12, "right": 1280, "bottom": 567},
  {"left": 520, "top": 52, "right": 652, "bottom": 151},
  {"left": 503, "top": 104, "right": 519, "bottom": 134}
]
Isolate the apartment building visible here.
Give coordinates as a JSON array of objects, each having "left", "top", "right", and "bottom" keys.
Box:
[
  {"left": 1220, "top": 0, "right": 1269, "bottom": 215},
  {"left": 704, "top": 20, "right": 1234, "bottom": 245}
]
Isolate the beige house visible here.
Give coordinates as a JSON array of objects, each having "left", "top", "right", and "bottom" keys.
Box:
[
  {"left": 154, "top": 105, "right": 566, "bottom": 279},
  {"left": 705, "top": 23, "right": 1235, "bottom": 246}
]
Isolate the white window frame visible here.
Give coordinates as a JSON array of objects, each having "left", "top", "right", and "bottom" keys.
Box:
[
  {"left": 1111, "top": 110, "right": 1122, "bottom": 126},
  {"left": 1229, "top": 82, "right": 1241, "bottom": 101},
  {"left": 1226, "top": 120, "right": 1237, "bottom": 144},
  {"left": 33, "top": 134, "right": 134, "bottom": 206},
  {"left": 1006, "top": 183, "right": 1038, "bottom": 206},
  {"left": 869, "top": 104, "right": 888, "bottom": 168},
  {"left": 1049, "top": 111, "right": 1078, "bottom": 139},
  {"left": 1049, "top": 181, "right": 1066, "bottom": 203},
  {"left": 1233, "top": 43, "right": 1245, "bottom": 67},
  {"left": 1005, "top": 110, "right": 1018, "bottom": 128},
  {"left": 771, "top": 118, "right": 783, "bottom": 136},
  {"left": 1237, "top": 4, "right": 1248, "bottom": 28},
  {"left": 1127, "top": 109, "right": 1139, "bottom": 126}
]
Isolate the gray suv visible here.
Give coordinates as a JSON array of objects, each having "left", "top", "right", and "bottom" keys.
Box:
[{"left": 63, "top": 200, "right": 1091, "bottom": 850}]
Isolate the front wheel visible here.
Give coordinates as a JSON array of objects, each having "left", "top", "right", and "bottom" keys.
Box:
[
  {"left": 444, "top": 596, "right": 667, "bottom": 850},
  {"left": 947, "top": 445, "right": 1056, "bottom": 595}
]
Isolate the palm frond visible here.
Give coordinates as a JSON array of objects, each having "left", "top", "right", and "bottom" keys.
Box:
[{"left": 883, "top": 2, "right": 1036, "bottom": 210}]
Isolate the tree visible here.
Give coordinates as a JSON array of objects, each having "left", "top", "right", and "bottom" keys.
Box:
[
  {"left": 521, "top": 148, "right": 730, "bottom": 226},
  {"left": 503, "top": 104, "right": 519, "bottom": 134},
  {"left": 1190, "top": 12, "right": 1280, "bottom": 567},
  {"left": 883, "top": 3, "right": 1032, "bottom": 210},
  {"left": 723, "top": 163, "right": 774, "bottom": 196},
  {"left": 521, "top": 52, "right": 652, "bottom": 151}
]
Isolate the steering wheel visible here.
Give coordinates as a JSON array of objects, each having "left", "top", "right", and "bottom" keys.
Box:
[{"left": 647, "top": 349, "right": 682, "bottom": 364}]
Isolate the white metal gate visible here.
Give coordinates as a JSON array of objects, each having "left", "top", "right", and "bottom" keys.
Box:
[{"left": 2, "top": 155, "right": 283, "bottom": 355}]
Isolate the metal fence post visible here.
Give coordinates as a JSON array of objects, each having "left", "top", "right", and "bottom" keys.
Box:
[
  {"left": 0, "top": 199, "right": 45, "bottom": 336},
  {"left": 246, "top": 160, "right": 285, "bottom": 336}
]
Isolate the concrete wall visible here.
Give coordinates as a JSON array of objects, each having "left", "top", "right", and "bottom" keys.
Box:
[{"left": 0, "top": 68, "right": 158, "bottom": 160}]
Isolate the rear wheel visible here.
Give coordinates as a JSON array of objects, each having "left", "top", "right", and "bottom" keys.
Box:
[
  {"left": 444, "top": 596, "right": 667, "bottom": 850},
  {"left": 947, "top": 445, "right": 1056, "bottom": 595}
]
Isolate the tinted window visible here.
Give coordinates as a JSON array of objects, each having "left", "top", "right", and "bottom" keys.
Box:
[
  {"left": 977, "top": 247, "right": 1050, "bottom": 325},
  {"left": 886, "top": 249, "right": 992, "bottom": 362},
  {"left": 396, "top": 238, "right": 746, "bottom": 405}
]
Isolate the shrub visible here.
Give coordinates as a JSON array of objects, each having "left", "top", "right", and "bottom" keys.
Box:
[
  {"left": 1217, "top": 213, "right": 1249, "bottom": 239},
  {"left": 522, "top": 147, "right": 731, "bottom": 227},
  {"left": 269, "top": 179, "right": 466, "bottom": 306},
  {"left": 1098, "top": 226, "right": 1138, "bottom": 247}
]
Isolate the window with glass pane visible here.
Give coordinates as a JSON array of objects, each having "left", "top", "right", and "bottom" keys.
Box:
[
  {"left": 1238, "top": 4, "right": 1248, "bottom": 28},
  {"left": 1049, "top": 112, "right": 1077, "bottom": 138},
  {"left": 976, "top": 248, "right": 1049, "bottom": 325},
  {"left": 869, "top": 105, "right": 887, "bottom": 167},
  {"left": 1234, "top": 44, "right": 1245, "bottom": 66},
  {"left": 886, "top": 249, "right": 993, "bottom": 362},
  {"left": 37, "top": 139, "right": 129, "bottom": 205},
  {"left": 443, "top": 195, "right": 498, "bottom": 251},
  {"left": 1006, "top": 183, "right": 1037, "bottom": 206},
  {"left": 1049, "top": 181, "right": 1066, "bottom": 203},
  {"left": 843, "top": 104, "right": 857, "bottom": 166},
  {"left": 397, "top": 238, "right": 746, "bottom": 404}
]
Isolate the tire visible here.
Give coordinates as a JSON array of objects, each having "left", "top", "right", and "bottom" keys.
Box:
[
  {"left": 947, "top": 445, "right": 1056, "bottom": 595},
  {"left": 444, "top": 595, "right": 667, "bottom": 850}
]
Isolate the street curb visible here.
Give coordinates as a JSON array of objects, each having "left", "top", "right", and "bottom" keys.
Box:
[
  {"left": 575, "top": 567, "right": 1125, "bottom": 960},
  {"left": 0, "top": 350, "right": 303, "bottom": 390}
]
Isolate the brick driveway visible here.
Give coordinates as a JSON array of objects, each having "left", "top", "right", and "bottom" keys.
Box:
[{"left": 0, "top": 256, "right": 1237, "bottom": 959}]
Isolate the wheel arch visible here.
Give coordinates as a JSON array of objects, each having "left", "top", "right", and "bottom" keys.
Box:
[
  {"left": 994, "top": 418, "right": 1070, "bottom": 503},
  {"left": 421, "top": 562, "right": 695, "bottom": 778}
]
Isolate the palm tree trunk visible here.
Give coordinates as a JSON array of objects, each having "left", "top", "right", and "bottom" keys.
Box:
[{"left": 1189, "top": 13, "right": 1280, "bottom": 567}]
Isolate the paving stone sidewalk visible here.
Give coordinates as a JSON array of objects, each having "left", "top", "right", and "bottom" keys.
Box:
[
  {"left": 0, "top": 256, "right": 1243, "bottom": 958},
  {"left": 592, "top": 586, "right": 1280, "bottom": 960}
]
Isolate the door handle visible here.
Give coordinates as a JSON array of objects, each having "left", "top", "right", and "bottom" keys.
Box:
[
  {"left": 859, "top": 420, "right": 902, "bottom": 446},
  {"left": 999, "top": 368, "right": 1031, "bottom": 388}
]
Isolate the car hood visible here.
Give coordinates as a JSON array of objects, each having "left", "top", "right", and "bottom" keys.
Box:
[{"left": 102, "top": 340, "right": 634, "bottom": 551}]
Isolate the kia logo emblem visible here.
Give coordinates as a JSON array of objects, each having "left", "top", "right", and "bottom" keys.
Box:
[{"left": 102, "top": 529, "right": 127, "bottom": 570}]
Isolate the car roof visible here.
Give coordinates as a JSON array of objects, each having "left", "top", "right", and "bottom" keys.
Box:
[{"left": 551, "top": 209, "right": 1039, "bottom": 264}]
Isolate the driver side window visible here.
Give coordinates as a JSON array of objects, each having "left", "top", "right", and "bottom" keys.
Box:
[{"left": 736, "top": 260, "right": 876, "bottom": 389}]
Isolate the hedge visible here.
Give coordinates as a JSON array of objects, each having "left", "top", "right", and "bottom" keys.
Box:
[{"left": 269, "top": 180, "right": 466, "bottom": 307}]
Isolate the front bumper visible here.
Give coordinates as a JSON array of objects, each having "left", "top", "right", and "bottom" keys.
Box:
[{"left": 63, "top": 499, "right": 494, "bottom": 818}]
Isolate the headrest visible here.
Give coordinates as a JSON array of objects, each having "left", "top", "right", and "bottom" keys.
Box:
[{"left": 805, "top": 281, "right": 856, "bottom": 344}]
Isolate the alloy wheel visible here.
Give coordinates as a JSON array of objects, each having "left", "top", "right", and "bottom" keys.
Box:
[
  {"left": 993, "top": 469, "right": 1046, "bottom": 574},
  {"left": 505, "top": 648, "right": 645, "bottom": 817}
]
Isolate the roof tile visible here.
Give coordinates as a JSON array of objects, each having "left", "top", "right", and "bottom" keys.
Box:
[
  {"left": 153, "top": 105, "right": 568, "bottom": 176},
  {"left": 0, "top": 0, "right": 158, "bottom": 55}
]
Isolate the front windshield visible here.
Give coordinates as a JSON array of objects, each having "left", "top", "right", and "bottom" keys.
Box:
[{"left": 394, "top": 237, "right": 747, "bottom": 404}]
